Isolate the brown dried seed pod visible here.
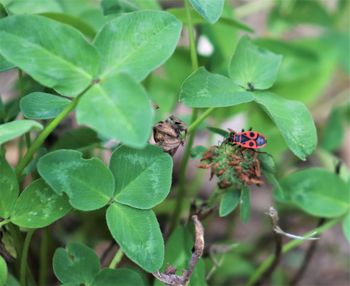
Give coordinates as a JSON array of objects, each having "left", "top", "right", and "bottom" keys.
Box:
[{"left": 153, "top": 115, "right": 187, "bottom": 156}]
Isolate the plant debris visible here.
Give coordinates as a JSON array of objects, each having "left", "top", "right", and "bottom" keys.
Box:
[
  {"left": 199, "top": 143, "right": 263, "bottom": 189},
  {"left": 153, "top": 115, "right": 187, "bottom": 156},
  {"left": 153, "top": 215, "right": 204, "bottom": 286}
]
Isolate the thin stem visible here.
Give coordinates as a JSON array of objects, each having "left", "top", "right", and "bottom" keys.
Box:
[
  {"left": 246, "top": 218, "right": 340, "bottom": 286},
  {"left": 184, "top": 0, "right": 198, "bottom": 71},
  {"left": 0, "top": 218, "right": 10, "bottom": 228},
  {"left": 108, "top": 248, "right": 124, "bottom": 269},
  {"left": 15, "top": 84, "right": 93, "bottom": 178},
  {"left": 255, "top": 232, "right": 282, "bottom": 285},
  {"left": 20, "top": 229, "right": 35, "bottom": 286},
  {"left": 168, "top": 0, "right": 199, "bottom": 234},
  {"left": 187, "top": 107, "right": 215, "bottom": 134},
  {"left": 39, "top": 228, "right": 49, "bottom": 286}
]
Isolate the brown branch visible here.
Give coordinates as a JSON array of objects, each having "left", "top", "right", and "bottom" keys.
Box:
[{"left": 153, "top": 215, "right": 204, "bottom": 286}]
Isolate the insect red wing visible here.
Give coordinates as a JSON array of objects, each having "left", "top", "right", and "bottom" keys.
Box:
[
  {"left": 241, "top": 140, "right": 258, "bottom": 149},
  {"left": 242, "top": 131, "right": 258, "bottom": 139}
]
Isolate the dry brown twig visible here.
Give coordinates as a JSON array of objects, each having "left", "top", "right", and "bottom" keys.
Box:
[{"left": 153, "top": 215, "right": 204, "bottom": 286}]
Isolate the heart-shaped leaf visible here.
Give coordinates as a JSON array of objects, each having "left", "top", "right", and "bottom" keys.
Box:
[
  {"left": 0, "top": 120, "right": 43, "bottom": 146},
  {"left": 279, "top": 168, "right": 350, "bottom": 218},
  {"left": 77, "top": 73, "right": 153, "bottom": 148},
  {"left": 253, "top": 92, "right": 317, "bottom": 160},
  {"left": 20, "top": 92, "right": 71, "bottom": 120},
  {"left": 38, "top": 150, "right": 114, "bottom": 211},
  {"left": 106, "top": 203, "right": 164, "bottom": 272},
  {"left": 219, "top": 190, "right": 240, "bottom": 217},
  {"left": 0, "top": 153, "right": 18, "bottom": 219},
  {"left": 94, "top": 10, "right": 181, "bottom": 81},
  {"left": 53, "top": 242, "right": 100, "bottom": 285},
  {"left": 92, "top": 268, "right": 145, "bottom": 286},
  {"left": 179, "top": 67, "right": 253, "bottom": 108},
  {"left": 229, "top": 36, "right": 282, "bottom": 90},
  {"left": 10, "top": 179, "right": 71, "bottom": 228},
  {"left": 189, "top": 0, "right": 224, "bottom": 24},
  {"left": 0, "top": 15, "right": 99, "bottom": 96},
  {"left": 109, "top": 145, "right": 173, "bottom": 209}
]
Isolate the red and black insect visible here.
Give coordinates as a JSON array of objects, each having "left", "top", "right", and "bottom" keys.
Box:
[{"left": 226, "top": 128, "right": 267, "bottom": 149}]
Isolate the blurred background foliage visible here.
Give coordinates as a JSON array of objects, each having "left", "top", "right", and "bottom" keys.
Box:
[{"left": 0, "top": 0, "right": 349, "bottom": 285}]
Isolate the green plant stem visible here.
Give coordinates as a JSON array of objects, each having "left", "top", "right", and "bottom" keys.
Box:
[
  {"left": 20, "top": 229, "right": 35, "bottom": 286},
  {"left": 168, "top": 0, "right": 199, "bottom": 234},
  {"left": 109, "top": 248, "right": 124, "bottom": 269},
  {"left": 184, "top": 0, "right": 198, "bottom": 71},
  {"left": 246, "top": 218, "right": 340, "bottom": 286},
  {"left": 187, "top": 107, "right": 215, "bottom": 134},
  {"left": 39, "top": 228, "right": 49, "bottom": 286},
  {"left": 15, "top": 84, "right": 93, "bottom": 178},
  {"left": 0, "top": 218, "right": 10, "bottom": 228}
]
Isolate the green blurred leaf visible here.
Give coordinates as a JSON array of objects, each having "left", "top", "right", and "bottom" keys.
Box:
[
  {"left": 20, "top": 92, "right": 71, "bottom": 120},
  {"left": 77, "top": 73, "right": 153, "bottom": 148},
  {"left": 0, "top": 120, "right": 43, "bottom": 145},
  {"left": 38, "top": 150, "right": 114, "bottom": 211},
  {"left": 94, "top": 10, "right": 181, "bottom": 81},
  {"left": 179, "top": 67, "right": 253, "bottom": 108},
  {"left": 0, "top": 153, "right": 18, "bottom": 218},
  {"left": 229, "top": 36, "right": 282, "bottom": 90},
  {"left": 168, "top": 7, "right": 253, "bottom": 32},
  {"left": 101, "top": 0, "right": 160, "bottom": 15},
  {"left": 268, "top": 0, "right": 332, "bottom": 33},
  {"left": 0, "top": 255, "right": 7, "bottom": 286},
  {"left": 253, "top": 92, "right": 317, "bottom": 160},
  {"left": 219, "top": 190, "right": 240, "bottom": 217},
  {"left": 109, "top": 145, "right": 172, "bottom": 209},
  {"left": 92, "top": 268, "right": 145, "bottom": 286},
  {"left": 53, "top": 242, "right": 100, "bottom": 285},
  {"left": 10, "top": 179, "right": 71, "bottom": 228},
  {"left": 321, "top": 107, "right": 344, "bottom": 151},
  {"left": 106, "top": 203, "right": 164, "bottom": 272},
  {"left": 271, "top": 37, "right": 337, "bottom": 104},
  {"left": 40, "top": 12, "right": 96, "bottom": 38},
  {"left": 189, "top": 259, "right": 207, "bottom": 286},
  {"left": 279, "top": 168, "right": 350, "bottom": 218},
  {"left": 240, "top": 187, "right": 250, "bottom": 223},
  {"left": 343, "top": 212, "right": 350, "bottom": 243},
  {"left": 51, "top": 127, "right": 100, "bottom": 151},
  {"left": 189, "top": 0, "right": 224, "bottom": 24},
  {"left": 207, "top": 127, "right": 229, "bottom": 137},
  {"left": 258, "top": 153, "right": 275, "bottom": 174},
  {"left": 191, "top": 145, "right": 207, "bottom": 158},
  {"left": 254, "top": 38, "right": 319, "bottom": 83},
  {"left": 1, "top": 0, "right": 62, "bottom": 14},
  {"left": 0, "top": 2, "right": 8, "bottom": 18},
  {"left": 0, "top": 15, "right": 99, "bottom": 96}
]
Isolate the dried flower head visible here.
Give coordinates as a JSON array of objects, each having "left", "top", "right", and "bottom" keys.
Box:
[
  {"left": 199, "top": 143, "right": 263, "bottom": 189},
  {"left": 153, "top": 115, "right": 187, "bottom": 156}
]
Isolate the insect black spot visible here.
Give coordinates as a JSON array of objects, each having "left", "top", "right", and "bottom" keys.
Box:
[
  {"left": 249, "top": 132, "right": 254, "bottom": 137},
  {"left": 249, "top": 141, "right": 254, "bottom": 147}
]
